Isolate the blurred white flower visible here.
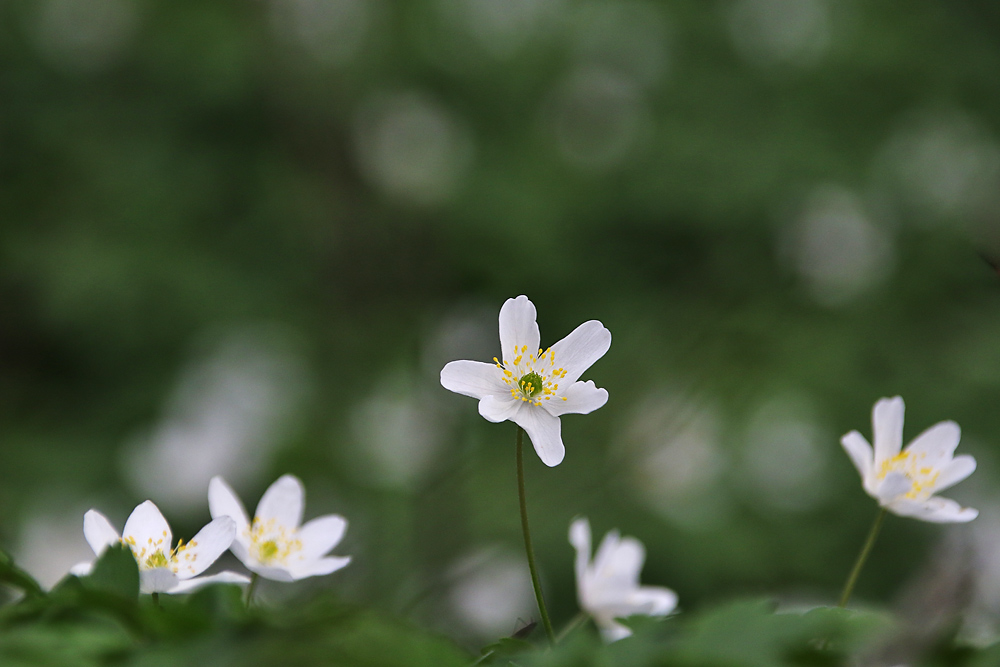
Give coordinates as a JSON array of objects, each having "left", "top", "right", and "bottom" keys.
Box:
[
  {"left": 440, "top": 295, "right": 611, "bottom": 466},
  {"left": 841, "top": 396, "right": 978, "bottom": 523},
  {"left": 71, "top": 501, "right": 247, "bottom": 594},
  {"left": 209, "top": 475, "right": 350, "bottom": 581},
  {"left": 569, "top": 517, "right": 677, "bottom": 642}
]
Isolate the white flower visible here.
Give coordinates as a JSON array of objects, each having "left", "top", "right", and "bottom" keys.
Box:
[
  {"left": 208, "top": 474, "right": 350, "bottom": 581},
  {"left": 569, "top": 517, "right": 678, "bottom": 642},
  {"left": 440, "top": 295, "right": 611, "bottom": 466},
  {"left": 841, "top": 396, "right": 978, "bottom": 523},
  {"left": 70, "top": 500, "right": 249, "bottom": 594}
]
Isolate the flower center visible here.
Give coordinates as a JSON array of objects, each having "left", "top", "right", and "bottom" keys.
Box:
[
  {"left": 877, "top": 451, "right": 940, "bottom": 499},
  {"left": 494, "top": 345, "right": 570, "bottom": 407},
  {"left": 123, "top": 532, "right": 195, "bottom": 574},
  {"left": 247, "top": 518, "right": 303, "bottom": 566}
]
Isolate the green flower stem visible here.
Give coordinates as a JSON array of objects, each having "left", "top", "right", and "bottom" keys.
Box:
[
  {"left": 516, "top": 426, "right": 556, "bottom": 644},
  {"left": 245, "top": 572, "right": 259, "bottom": 609},
  {"left": 838, "top": 507, "right": 887, "bottom": 608},
  {"left": 555, "top": 611, "right": 588, "bottom": 644},
  {"left": 151, "top": 592, "right": 159, "bottom": 607}
]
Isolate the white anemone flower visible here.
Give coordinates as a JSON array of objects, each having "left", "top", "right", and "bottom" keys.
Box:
[
  {"left": 440, "top": 295, "right": 611, "bottom": 466},
  {"left": 208, "top": 474, "right": 350, "bottom": 581},
  {"left": 70, "top": 500, "right": 249, "bottom": 594},
  {"left": 569, "top": 517, "right": 678, "bottom": 642},
  {"left": 841, "top": 396, "right": 978, "bottom": 523}
]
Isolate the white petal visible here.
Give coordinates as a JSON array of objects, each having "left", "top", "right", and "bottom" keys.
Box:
[
  {"left": 875, "top": 471, "right": 912, "bottom": 502},
  {"left": 288, "top": 556, "right": 351, "bottom": 580},
  {"left": 440, "top": 360, "right": 506, "bottom": 400},
  {"left": 872, "top": 396, "right": 904, "bottom": 464},
  {"left": 166, "top": 570, "right": 251, "bottom": 594},
  {"left": 840, "top": 431, "right": 873, "bottom": 482},
  {"left": 593, "top": 534, "right": 644, "bottom": 589},
  {"left": 933, "top": 455, "right": 976, "bottom": 494},
  {"left": 140, "top": 568, "right": 179, "bottom": 594},
  {"left": 597, "top": 619, "right": 633, "bottom": 643},
  {"left": 569, "top": 518, "right": 592, "bottom": 591},
  {"left": 512, "top": 406, "right": 564, "bottom": 467},
  {"left": 544, "top": 380, "right": 608, "bottom": 417},
  {"left": 70, "top": 561, "right": 94, "bottom": 576},
  {"left": 247, "top": 563, "right": 296, "bottom": 582},
  {"left": 296, "top": 515, "right": 347, "bottom": 561},
  {"left": 123, "top": 501, "right": 172, "bottom": 558},
  {"left": 549, "top": 320, "right": 611, "bottom": 385},
  {"left": 173, "top": 517, "right": 236, "bottom": 579},
  {"left": 478, "top": 394, "right": 522, "bottom": 423},
  {"left": 498, "top": 296, "right": 540, "bottom": 365},
  {"left": 83, "top": 510, "right": 121, "bottom": 557},
  {"left": 208, "top": 477, "right": 252, "bottom": 562},
  {"left": 886, "top": 496, "right": 978, "bottom": 523},
  {"left": 904, "top": 421, "right": 961, "bottom": 463},
  {"left": 629, "top": 586, "right": 678, "bottom": 616},
  {"left": 255, "top": 475, "right": 304, "bottom": 530}
]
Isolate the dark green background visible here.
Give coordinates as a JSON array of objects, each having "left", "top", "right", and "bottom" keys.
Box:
[{"left": 2, "top": 0, "right": 999, "bottom": 652}]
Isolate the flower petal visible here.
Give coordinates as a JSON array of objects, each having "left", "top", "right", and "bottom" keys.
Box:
[
  {"left": 872, "top": 396, "right": 904, "bottom": 465},
  {"left": 545, "top": 380, "right": 608, "bottom": 417},
  {"left": 83, "top": 510, "right": 121, "bottom": 557},
  {"left": 123, "top": 501, "right": 172, "bottom": 558},
  {"left": 512, "top": 406, "right": 564, "bottom": 467},
  {"left": 440, "top": 360, "right": 506, "bottom": 400},
  {"left": 549, "top": 320, "right": 611, "bottom": 385},
  {"left": 289, "top": 556, "right": 351, "bottom": 580},
  {"left": 629, "top": 586, "right": 678, "bottom": 616},
  {"left": 70, "top": 561, "right": 94, "bottom": 576},
  {"left": 247, "top": 564, "right": 296, "bottom": 582},
  {"left": 840, "top": 431, "right": 873, "bottom": 482},
  {"left": 296, "top": 515, "right": 348, "bottom": 561},
  {"left": 167, "top": 570, "right": 251, "bottom": 594},
  {"left": 933, "top": 454, "right": 976, "bottom": 494},
  {"left": 597, "top": 619, "right": 633, "bottom": 643},
  {"left": 886, "top": 496, "right": 978, "bottom": 523},
  {"left": 208, "top": 476, "right": 251, "bottom": 558},
  {"left": 569, "top": 518, "right": 592, "bottom": 591},
  {"left": 875, "top": 471, "right": 911, "bottom": 502},
  {"left": 255, "top": 474, "right": 304, "bottom": 529},
  {"left": 478, "top": 394, "right": 522, "bottom": 423},
  {"left": 498, "top": 296, "right": 540, "bottom": 365},
  {"left": 593, "top": 534, "right": 644, "bottom": 589},
  {"left": 904, "top": 420, "right": 961, "bottom": 464},
  {"left": 140, "top": 568, "right": 179, "bottom": 594},
  {"left": 173, "top": 517, "right": 236, "bottom": 579}
]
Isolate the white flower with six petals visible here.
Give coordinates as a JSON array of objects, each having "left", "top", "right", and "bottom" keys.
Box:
[
  {"left": 569, "top": 517, "right": 678, "bottom": 642},
  {"left": 440, "top": 295, "right": 611, "bottom": 466},
  {"left": 209, "top": 474, "right": 351, "bottom": 581},
  {"left": 71, "top": 500, "right": 249, "bottom": 594},
  {"left": 840, "top": 396, "right": 978, "bottom": 523}
]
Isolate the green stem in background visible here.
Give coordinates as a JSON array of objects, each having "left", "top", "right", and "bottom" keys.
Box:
[
  {"left": 555, "top": 612, "right": 588, "bottom": 644},
  {"left": 838, "top": 507, "right": 887, "bottom": 608},
  {"left": 245, "top": 573, "right": 259, "bottom": 609},
  {"left": 516, "top": 426, "right": 556, "bottom": 644},
  {"left": 151, "top": 592, "right": 159, "bottom": 608}
]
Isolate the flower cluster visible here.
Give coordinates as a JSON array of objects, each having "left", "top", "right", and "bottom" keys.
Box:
[{"left": 72, "top": 474, "right": 350, "bottom": 594}]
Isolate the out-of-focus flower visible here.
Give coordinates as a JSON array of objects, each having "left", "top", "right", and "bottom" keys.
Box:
[
  {"left": 71, "top": 501, "right": 248, "bottom": 594},
  {"left": 440, "top": 295, "right": 611, "bottom": 466},
  {"left": 209, "top": 475, "right": 350, "bottom": 581},
  {"left": 569, "top": 517, "right": 677, "bottom": 642},
  {"left": 841, "top": 396, "right": 978, "bottom": 523}
]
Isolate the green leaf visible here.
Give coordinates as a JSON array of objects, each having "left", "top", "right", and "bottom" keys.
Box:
[
  {"left": 82, "top": 543, "right": 140, "bottom": 600},
  {"left": 0, "top": 550, "right": 44, "bottom": 598}
]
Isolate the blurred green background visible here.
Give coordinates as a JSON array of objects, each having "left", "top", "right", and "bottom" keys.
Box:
[{"left": 2, "top": 0, "right": 1000, "bottom": 652}]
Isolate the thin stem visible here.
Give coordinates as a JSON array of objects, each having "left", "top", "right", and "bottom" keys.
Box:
[
  {"left": 245, "top": 572, "right": 259, "bottom": 609},
  {"left": 555, "top": 612, "right": 588, "bottom": 644},
  {"left": 516, "top": 426, "right": 555, "bottom": 644},
  {"left": 838, "top": 507, "right": 887, "bottom": 608},
  {"left": 151, "top": 592, "right": 159, "bottom": 607}
]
